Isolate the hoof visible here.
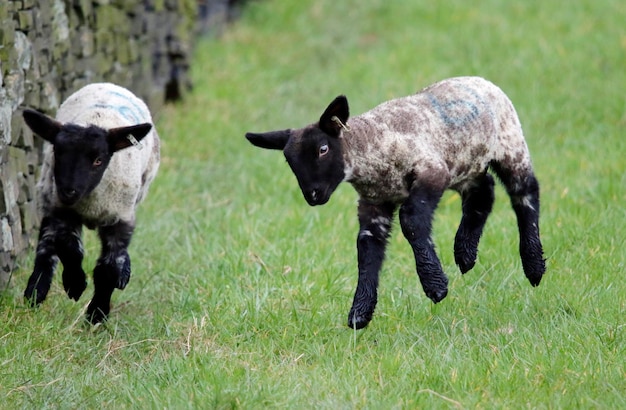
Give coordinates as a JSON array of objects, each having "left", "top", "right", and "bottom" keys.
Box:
[
  {"left": 86, "top": 302, "right": 110, "bottom": 324},
  {"left": 454, "top": 246, "right": 477, "bottom": 274},
  {"left": 523, "top": 258, "right": 546, "bottom": 287},
  {"left": 347, "top": 308, "right": 373, "bottom": 330},
  {"left": 347, "top": 314, "right": 371, "bottom": 330},
  {"left": 64, "top": 278, "right": 87, "bottom": 301},
  {"left": 527, "top": 273, "right": 543, "bottom": 287},
  {"left": 65, "top": 283, "right": 87, "bottom": 301},
  {"left": 63, "top": 268, "right": 87, "bottom": 301},
  {"left": 456, "top": 259, "right": 476, "bottom": 274},
  {"left": 426, "top": 288, "right": 448, "bottom": 304},
  {"left": 24, "top": 294, "right": 42, "bottom": 308},
  {"left": 24, "top": 286, "right": 48, "bottom": 307},
  {"left": 116, "top": 254, "right": 131, "bottom": 290}
]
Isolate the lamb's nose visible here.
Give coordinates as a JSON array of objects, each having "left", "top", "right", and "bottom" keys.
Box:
[
  {"left": 62, "top": 188, "right": 77, "bottom": 198},
  {"left": 59, "top": 188, "right": 79, "bottom": 204}
]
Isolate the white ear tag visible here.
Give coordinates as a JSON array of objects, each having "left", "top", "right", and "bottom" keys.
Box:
[
  {"left": 127, "top": 134, "right": 143, "bottom": 150},
  {"left": 331, "top": 116, "right": 351, "bottom": 132}
]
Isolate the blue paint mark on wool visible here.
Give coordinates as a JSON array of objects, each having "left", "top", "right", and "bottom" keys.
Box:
[
  {"left": 89, "top": 90, "right": 148, "bottom": 124},
  {"left": 427, "top": 94, "right": 480, "bottom": 127},
  {"left": 91, "top": 104, "right": 142, "bottom": 123}
]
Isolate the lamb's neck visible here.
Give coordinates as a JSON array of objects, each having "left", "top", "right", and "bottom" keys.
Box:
[
  {"left": 338, "top": 115, "right": 417, "bottom": 204},
  {"left": 340, "top": 115, "right": 381, "bottom": 184}
]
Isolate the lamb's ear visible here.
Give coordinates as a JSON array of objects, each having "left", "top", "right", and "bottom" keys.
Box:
[
  {"left": 319, "top": 95, "right": 349, "bottom": 137},
  {"left": 107, "top": 123, "right": 153, "bottom": 151},
  {"left": 245, "top": 130, "right": 291, "bottom": 150},
  {"left": 22, "top": 109, "right": 63, "bottom": 144}
]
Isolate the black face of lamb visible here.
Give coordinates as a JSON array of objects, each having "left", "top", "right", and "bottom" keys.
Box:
[
  {"left": 246, "top": 95, "right": 350, "bottom": 206},
  {"left": 53, "top": 124, "right": 114, "bottom": 205},
  {"left": 284, "top": 127, "right": 345, "bottom": 206},
  {"left": 22, "top": 109, "right": 153, "bottom": 208}
]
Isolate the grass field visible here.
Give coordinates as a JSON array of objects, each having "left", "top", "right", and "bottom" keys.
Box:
[{"left": 2, "top": 0, "right": 625, "bottom": 408}]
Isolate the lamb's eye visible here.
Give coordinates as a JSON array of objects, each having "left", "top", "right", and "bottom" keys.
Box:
[
  {"left": 319, "top": 144, "right": 329, "bottom": 157},
  {"left": 93, "top": 158, "right": 102, "bottom": 167}
]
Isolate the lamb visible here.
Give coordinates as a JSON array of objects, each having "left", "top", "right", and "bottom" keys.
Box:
[
  {"left": 22, "top": 82, "right": 160, "bottom": 324},
  {"left": 245, "top": 76, "right": 546, "bottom": 329}
]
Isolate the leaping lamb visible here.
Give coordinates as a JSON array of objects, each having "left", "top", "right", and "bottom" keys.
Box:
[
  {"left": 22, "top": 82, "right": 160, "bottom": 324},
  {"left": 246, "top": 76, "right": 546, "bottom": 329}
]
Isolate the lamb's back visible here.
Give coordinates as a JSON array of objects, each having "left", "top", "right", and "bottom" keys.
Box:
[
  {"left": 343, "top": 77, "right": 529, "bottom": 201},
  {"left": 56, "top": 83, "right": 153, "bottom": 127}
]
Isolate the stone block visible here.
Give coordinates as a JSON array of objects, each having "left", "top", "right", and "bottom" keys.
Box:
[
  {"left": 17, "top": 10, "right": 34, "bottom": 32},
  {"left": 9, "top": 203, "right": 24, "bottom": 254},
  {"left": 30, "top": 5, "right": 43, "bottom": 34},
  {"left": 23, "top": 0, "right": 37, "bottom": 9},
  {"left": 0, "top": 2, "right": 8, "bottom": 18},
  {"left": 94, "top": 28, "right": 115, "bottom": 55},
  {"left": 0, "top": 95, "right": 11, "bottom": 145},
  {"left": 1, "top": 176, "right": 17, "bottom": 226},
  {"left": 95, "top": 6, "right": 126, "bottom": 32},
  {"left": 3, "top": 73, "right": 25, "bottom": 111},
  {"left": 20, "top": 198, "right": 39, "bottom": 237},
  {"left": 36, "top": 1, "right": 52, "bottom": 27},
  {"left": 38, "top": 78, "right": 60, "bottom": 112},
  {"left": 0, "top": 19, "right": 16, "bottom": 50},
  {"left": 14, "top": 31, "right": 32, "bottom": 71},
  {"left": 22, "top": 77, "right": 41, "bottom": 109},
  {"left": 0, "top": 217, "right": 13, "bottom": 253},
  {"left": 0, "top": 180, "right": 5, "bottom": 215},
  {"left": 71, "top": 26, "right": 95, "bottom": 58},
  {"left": 72, "top": 0, "right": 94, "bottom": 25},
  {"left": 11, "top": 110, "right": 33, "bottom": 149},
  {"left": 51, "top": 0, "right": 70, "bottom": 44}
]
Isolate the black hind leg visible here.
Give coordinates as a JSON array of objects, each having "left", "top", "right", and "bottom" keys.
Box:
[
  {"left": 454, "top": 173, "right": 495, "bottom": 273},
  {"left": 493, "top": 165, "right": 545, "bottom": 286}
]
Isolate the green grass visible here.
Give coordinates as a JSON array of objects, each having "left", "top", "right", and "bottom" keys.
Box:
[{"left": 2, "top": 0, "right": 625, "bottom": 408}]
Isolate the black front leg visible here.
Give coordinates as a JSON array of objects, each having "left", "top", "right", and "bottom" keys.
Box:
[
  {"left": 24, "top": 216, "right": 59, "bottom": 305},
  {"left": 399, "top": 186, "right": 448, "bottom": 303},
  {"left": 25, "top": 210, "right": 86, "bottom": 305},
  {"left": 53, "top": 210, "right": 87, "bottom": 301},
  {"left": 87, "top": 220, "right": 134, "bottom": 324},
  {"left": 348, "top": 201, "right": 395, "bottom": 329}
]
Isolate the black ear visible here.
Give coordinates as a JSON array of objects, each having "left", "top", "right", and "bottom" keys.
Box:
[
  {"left": 319, "top": 95, "right": 349, "bottom": 137},
  {"left": 22, "top": 109, "right": 63, "bottom": 144},
  {"left": 107, "top": 123, "right": 153, "bottom": 151},
  {"left": 245, "top": 129, "right": 291, "bottom": 150}
]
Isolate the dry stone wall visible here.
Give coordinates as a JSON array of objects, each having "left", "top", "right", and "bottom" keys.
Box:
[{"left": 0, "top": 0, "right": 239, "bottom": 287}]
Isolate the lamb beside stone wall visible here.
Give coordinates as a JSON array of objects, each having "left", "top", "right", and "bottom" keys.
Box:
[
  {"left": 22, "top": 83, "right": 160, "bottom": 324},
  {"left": 246, "top": 76, "right": 546, "bottom": 329}
]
